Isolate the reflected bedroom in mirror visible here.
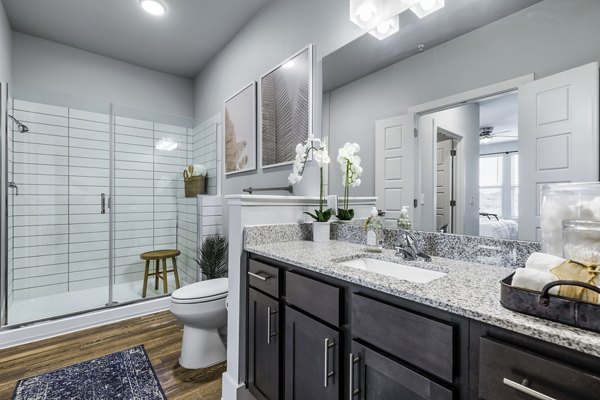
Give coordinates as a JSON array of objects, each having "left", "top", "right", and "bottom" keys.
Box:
[{"left": 322, "top": 0, "right": 600, "bottom": 243}]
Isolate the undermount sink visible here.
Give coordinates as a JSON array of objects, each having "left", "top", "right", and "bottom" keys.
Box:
[{"left": 339, "top": 257, "right": 447, "bottom": 283}]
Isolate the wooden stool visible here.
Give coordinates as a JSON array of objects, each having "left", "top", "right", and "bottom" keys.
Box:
[{"left": 140, "top": 249, "right": 181, "bottom": 298}]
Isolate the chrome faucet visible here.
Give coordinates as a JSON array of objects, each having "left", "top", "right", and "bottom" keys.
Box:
[{"left": 395, "top": 230, "right": 431, "bottom": 262}]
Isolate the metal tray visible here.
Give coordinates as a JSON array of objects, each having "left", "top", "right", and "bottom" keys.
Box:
[{"left": 500, "top": 273, "right": 600, "bottom": 333}]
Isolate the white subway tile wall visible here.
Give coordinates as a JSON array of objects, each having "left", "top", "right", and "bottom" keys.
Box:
[
  {"left": 12, "top": 100, "right": 71, "bottom": 300},
  {"left": 192, "top": 123, "right": 218, "bottom": 195},
  {"left": 8, "top": 99, "right": 222, "bottom": 302}
]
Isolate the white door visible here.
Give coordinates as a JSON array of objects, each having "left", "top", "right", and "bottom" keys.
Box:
[
  {"left": 519, "top": 62, "right": 599, "bottom": 241},
  {"left": 375, "top": 114, "right": 416, "bottom": 227},
  {"left": 436, "top": 139, "right": 453, "bottom": 232}
]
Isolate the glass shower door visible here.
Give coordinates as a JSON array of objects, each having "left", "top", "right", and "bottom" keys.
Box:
[
  {"left": 6, "top": 98, "right": 111, "bottom": 325},
  {"left": 112, "top": 109, "right": 192, "bottom": 304}
]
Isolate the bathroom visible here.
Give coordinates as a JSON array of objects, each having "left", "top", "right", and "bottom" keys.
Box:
[{"left": 2, "top": 0, "right": 600, "bottom": 399}]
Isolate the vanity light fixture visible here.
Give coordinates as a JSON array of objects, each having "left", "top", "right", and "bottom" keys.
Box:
[
  {"left": 140, "top": 0, "right": 166, "bottom": 16},
  {"left": 369, "top": 15, "right": 400, "bottom": 40},
  {"left": 349, "top": 0, "right": 445, "bottom": 40},
  {"left": 410, "top": 0, "right": 445, "bottom": 19}
]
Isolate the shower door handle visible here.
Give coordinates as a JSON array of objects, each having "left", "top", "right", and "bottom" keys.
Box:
[{"left": 100, "top": 193, "right": 106, "bottom": 214}]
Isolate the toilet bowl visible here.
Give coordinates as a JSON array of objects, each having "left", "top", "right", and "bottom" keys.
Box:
[{"left": 169, "top": 278, "right": 228, "bottom": 369}]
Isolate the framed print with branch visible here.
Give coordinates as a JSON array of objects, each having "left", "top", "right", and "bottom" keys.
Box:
[
  {"left": 223, "top": 82, "right": 257, "bottom": 175},
  {"left": 260, "top": 45, "right": 313, "bottom": 168}
]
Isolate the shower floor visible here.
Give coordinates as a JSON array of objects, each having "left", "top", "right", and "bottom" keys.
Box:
[{"left": 7, "top": 276, "right": 185, "bottom": 326}]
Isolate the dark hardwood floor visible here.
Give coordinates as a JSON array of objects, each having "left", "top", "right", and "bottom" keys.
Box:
[{"left": 0, "top": 311, "right": 225, "bottom": 399}]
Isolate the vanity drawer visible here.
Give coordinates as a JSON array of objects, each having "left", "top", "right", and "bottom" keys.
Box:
[
  {"left": 285, "top": 271, "right": 341, "bottom": 326},
  {"left": 248, "top": 259, "right": 280, "bottom": 298},
  {"left": 479, "top": 336, "right": 600, "bottom": 400},
  {"left": 352, "top": 293, "right": 454, "bottom": 382}
]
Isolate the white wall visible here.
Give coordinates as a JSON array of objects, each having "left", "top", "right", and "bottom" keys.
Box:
[
  {"left": 0, "top": 1, "right": 11, "bottom": 82},
  {"left": 419, "top": 104, "right": 480, "bottom": 235},
  {"left": 12, "top": 33, "right": 194, "bottom": 118},
  {"left": 328, "top": 0, "right": 600, "bottom": 198},
  {"left": 193, "top": 0, "right": 363, "bottom": 195}
]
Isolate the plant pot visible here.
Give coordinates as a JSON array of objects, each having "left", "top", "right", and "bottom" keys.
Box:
[{"left": 312, "top": 222, "right": 330, "bottom": 242}]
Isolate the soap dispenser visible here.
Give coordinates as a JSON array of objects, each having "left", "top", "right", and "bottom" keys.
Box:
[
  {"left": 365, "top": 206, "right": 383, "bottom": 253},
  {"left": 398, "top": 206, "right": 412, "bottom": 230}
]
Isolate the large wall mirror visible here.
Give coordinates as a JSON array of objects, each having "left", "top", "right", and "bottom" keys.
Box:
[{"left": 322, "top": 0, "right": 600, "bottom": 242}]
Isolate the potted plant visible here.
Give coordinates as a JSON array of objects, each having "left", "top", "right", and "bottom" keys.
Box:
[
  {"left": 336, "top": 142, "right": 363, "bottom": 221},
  {"left": 196, "top": 235, "right": 228, "bottom": 280},
  {"left": 288, "top": 134, "right": 333, "bottom": 242}
]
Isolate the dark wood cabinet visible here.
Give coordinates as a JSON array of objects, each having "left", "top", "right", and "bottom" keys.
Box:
[
  {"left": 246, "top": 253, "right": 600, "bottom": 400},
  {"left": 248, "top": 287, "right": 280, "bottom": 400},
  {"left": 478, "top": 336, "right": 600, "bottom": 400},
  {"left": 284, "top": 306, "right": 340, "bottom": 400},
  {"left": 350, "top": 341, "right": 453, "bottom": 400}
]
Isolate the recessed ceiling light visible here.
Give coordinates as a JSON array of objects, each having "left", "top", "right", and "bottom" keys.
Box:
[{"left": 140, "top": 0, "right": 166, "bottom": 16}]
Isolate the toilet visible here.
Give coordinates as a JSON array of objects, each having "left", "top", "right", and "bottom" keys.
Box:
[{"left": 169, "top": 278, "right": 228, "bottom": 369}]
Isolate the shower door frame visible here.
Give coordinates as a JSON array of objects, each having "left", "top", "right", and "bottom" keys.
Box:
[{"left": 1, "top": 82, "right": 7, "bottom": 327}]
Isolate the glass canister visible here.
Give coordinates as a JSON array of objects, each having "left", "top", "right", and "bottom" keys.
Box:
[
  {"left": 562, "top": 220, "right": 600, "bottom": 263},
  {"left": 540, "top": 183, "right": 600, "bottom": 257}
]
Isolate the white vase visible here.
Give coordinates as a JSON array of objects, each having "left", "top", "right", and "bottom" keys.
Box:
[{"left": 312, "top": 222, "right": 330, "bottom": 242}]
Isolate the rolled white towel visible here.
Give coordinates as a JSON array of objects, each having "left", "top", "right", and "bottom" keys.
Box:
[
  {"left": 525, "top": 252, "right": 565, "bottom": 272},
  {"left": 191, "top": 164, "right": 207, "bottom": 177},
  {"left": 512, "top": 268, "right": 560, "bottom": 295}
]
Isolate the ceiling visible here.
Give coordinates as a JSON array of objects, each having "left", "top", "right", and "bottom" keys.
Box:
[
  {"left": 322, "top": 0, "right": 542, "bottom": 92},
  {"left": 2, "top": 0, "right": 272, "bottom": 78}
]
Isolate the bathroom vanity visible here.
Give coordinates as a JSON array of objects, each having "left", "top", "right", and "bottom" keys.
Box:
[{"left": 243, "top": 225, "right": 600, "bottom": 400}]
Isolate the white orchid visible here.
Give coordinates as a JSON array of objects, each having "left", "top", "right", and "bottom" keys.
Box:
[
  {"left": 337, "top": 142, "right": 363, "bottom": 219},
  {"left": 288, "top": 135, "right": 332, "bottom": 222}
]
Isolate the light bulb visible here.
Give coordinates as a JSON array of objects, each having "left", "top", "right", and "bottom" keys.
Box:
[
  {"left": 140, "top": 0, "right": 166, "bottom": 16},
  {"left": 376, "top": 21, "right": 392, "bottom": 35},
  {"left": 420, "top": 0, "right": 436, "bottom": 11},
  {"left": 356, "top": 3, "right": 376, "bottom": 22}
]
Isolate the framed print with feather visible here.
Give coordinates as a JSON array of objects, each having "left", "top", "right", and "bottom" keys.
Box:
[
  {"left": 223, "top": 81, "right": 257, "bottom": 175},
  {"left": 260, "top": 45, "right": 313, "bottom": 168}
]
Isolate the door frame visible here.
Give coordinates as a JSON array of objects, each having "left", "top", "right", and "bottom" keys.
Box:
[{"left": 407, "top": 74, "right": 533, "bottom": 233}]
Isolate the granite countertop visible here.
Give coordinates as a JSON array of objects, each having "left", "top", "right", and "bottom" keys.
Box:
[{"left": 245, "top": 239, "right": 600, "bottom": 357}]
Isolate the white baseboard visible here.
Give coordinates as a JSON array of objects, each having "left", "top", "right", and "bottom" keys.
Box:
[
  {"left": 221, "top": 371, "right": 255, "bottom": 400},
  {"left": 0, "top": 297, "right": 170, "bottom": 349}
]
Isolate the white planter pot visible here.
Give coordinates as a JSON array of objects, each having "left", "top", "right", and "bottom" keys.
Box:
[{"left": 312, "top": 222, "right": 330, "bottom": 242}]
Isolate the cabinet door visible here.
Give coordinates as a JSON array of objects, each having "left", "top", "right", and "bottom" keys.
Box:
[
  {"left": 285, "top": 306, "right": 340, "bottom": 400},
  {"left": 349, "top": 341, "right": 453, "bottom": 400},
  {"left": 248, "top": 288, "right": 280, "bottom": 400}
]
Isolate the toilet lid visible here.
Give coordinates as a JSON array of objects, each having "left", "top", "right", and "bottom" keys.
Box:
[{"left": 171, "top": 278, "right": 228, "bottom": 301}]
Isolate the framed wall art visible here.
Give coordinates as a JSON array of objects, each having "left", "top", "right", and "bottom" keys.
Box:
[
  {"left": 260, "top": 45, "right": 313, "bottom": 168},
  {"left": 223, "top": 81, "right": 257, "bottom": 175}
]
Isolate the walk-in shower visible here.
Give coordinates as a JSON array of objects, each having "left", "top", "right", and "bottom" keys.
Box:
[{"left": 1, "top": 85, "right": 220, "bottom": 329}]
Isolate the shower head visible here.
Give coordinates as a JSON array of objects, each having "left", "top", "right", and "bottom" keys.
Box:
[{"left": 8, "top": 115, "right": 29, "bottom": 133}]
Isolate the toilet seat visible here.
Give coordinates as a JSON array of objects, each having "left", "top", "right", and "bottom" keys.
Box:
[{"left": 171, "top": 278, "right": 228, "bottom": 304}]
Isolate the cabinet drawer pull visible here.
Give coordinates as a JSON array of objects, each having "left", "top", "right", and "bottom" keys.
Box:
[
  {"left": 503, "top": 378, "right": 556, "bottom": 400},
  {"left": 266, "top": 306, "right": 277, "bottom": 344},
  {"left": 324, "top": 338, "right": 335, "bottom": 387},
  {"left": 248, "top": 271, "right": 272, "bottom": 281},
  {"left": 348, "top": 353, "right": 360, "bottom": 399}
]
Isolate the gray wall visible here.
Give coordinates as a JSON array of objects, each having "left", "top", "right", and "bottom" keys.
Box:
[
  {"left": 327, "top": 0, "right": 600, "bottom": 198},
  {"left": 193, "top": 0, "right": 363, "bottom": 195},
  {"left": 12, "top": 33, "right": 194, "bottom": 117},
  {"left": 0, "top": 2, "right": 11, "bottom": 82}
]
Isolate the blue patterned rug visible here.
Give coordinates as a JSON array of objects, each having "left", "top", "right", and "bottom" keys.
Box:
[{"left": 12, "top": 345, "right": 166, "bottom": 400}]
